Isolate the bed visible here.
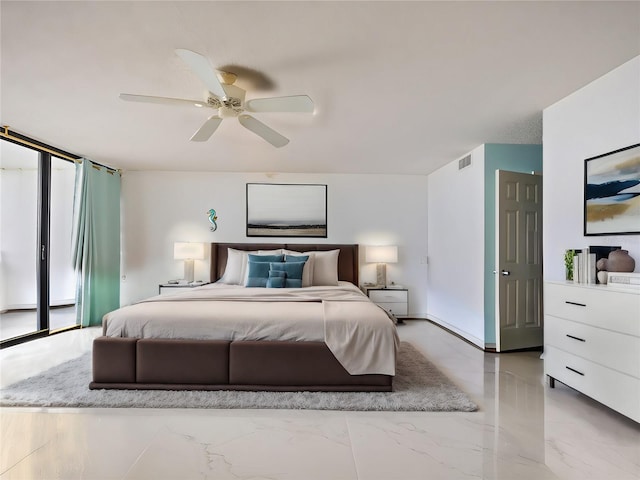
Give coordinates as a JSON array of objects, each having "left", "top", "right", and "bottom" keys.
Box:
[{"left": 90, "top": 243, "right": 398, "bottom": 392}]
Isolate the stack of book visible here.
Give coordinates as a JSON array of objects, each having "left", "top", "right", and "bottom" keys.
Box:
[
  {"left": 566, "top": 246, "right": 621, "bottom": 284},
  {"left": 568, "top": 248, "right": 596, "bottom": 284}
]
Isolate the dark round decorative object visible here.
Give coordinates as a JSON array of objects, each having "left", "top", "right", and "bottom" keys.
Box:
[{"left": 605, "top": 249, "right": 635, "bottom": 272}]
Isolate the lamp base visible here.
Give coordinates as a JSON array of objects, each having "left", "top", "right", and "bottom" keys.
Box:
[
  {"left": 183, "top": 259, "right": 195, "bottom": 283},
  {"left": 376, "top": 263, "right": 387, "bottom": 287}
]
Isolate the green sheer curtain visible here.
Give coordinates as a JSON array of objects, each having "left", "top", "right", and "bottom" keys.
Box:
[{"left": 72, "top": 159, "right": 121, "bottom": 327}]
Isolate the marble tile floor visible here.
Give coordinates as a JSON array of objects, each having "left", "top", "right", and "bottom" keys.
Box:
[{"left": 0, "top": 320, "right": 638, "bottom": 479}]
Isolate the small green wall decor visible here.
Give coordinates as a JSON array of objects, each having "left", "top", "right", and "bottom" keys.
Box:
[{"left": 207, "top": 208, "right": 218, "bottom": 231}]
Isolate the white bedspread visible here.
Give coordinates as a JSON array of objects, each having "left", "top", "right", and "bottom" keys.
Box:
[{"left": 102, "top": 282, "right": 399, "bottom": 375}]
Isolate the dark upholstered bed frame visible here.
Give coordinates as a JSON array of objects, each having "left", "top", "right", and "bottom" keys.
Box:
[{"left": 90, "top": 243, "right": 393, "bottom": 392}]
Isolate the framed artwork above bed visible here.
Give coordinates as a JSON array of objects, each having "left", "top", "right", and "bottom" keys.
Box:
[{"left": 246, "top": 183, "right": 328, "bottom": 237}]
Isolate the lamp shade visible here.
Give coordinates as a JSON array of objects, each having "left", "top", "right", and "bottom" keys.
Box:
[
  {"left": 173, "top": 242, "right": 205, "bottom": 260},
  {"left": 366, "top": 245, "right": 398, "bottom": 263}
]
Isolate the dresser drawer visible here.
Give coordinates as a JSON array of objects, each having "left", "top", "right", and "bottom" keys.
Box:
[
  {"left": 368, "top": 290, "right": 407, "bottom": 303},
  {"left": 545, "top": 346, "right": 640, "bottom": 423},
  {"left": 375, "top": 302, "right": 408, "bottom": 316},
  {"left": 545, "top": 283, "right": 640, "bottom": 336},
  {"left": 545, "top": 315, "right": 640, "bottom": 378}
]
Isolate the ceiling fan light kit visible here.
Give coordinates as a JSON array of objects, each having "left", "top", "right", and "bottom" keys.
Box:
[{"left": 120, "top": 49, "right": 314, "bottom": 147}]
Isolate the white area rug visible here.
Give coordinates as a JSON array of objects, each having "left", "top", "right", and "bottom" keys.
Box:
[{"left": 0, "top": 342, "right": 478, "bottom": 411}]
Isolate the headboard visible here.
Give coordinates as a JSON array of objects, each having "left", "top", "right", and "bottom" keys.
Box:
[{"left": 210, "top": 243, "right": 359, "bottom": 285}]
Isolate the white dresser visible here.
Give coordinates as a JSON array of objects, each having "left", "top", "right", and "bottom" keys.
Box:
[{"left": 544, "top": 282, "right": 640, "bottom": 422}]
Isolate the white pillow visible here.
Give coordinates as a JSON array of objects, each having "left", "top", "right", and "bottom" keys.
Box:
[
  {"left": 218, "top": 248, "right": 245, "bottom": 285},
  {"left": 283, "top": 250, "right": 315, "bottom": 287},
  {"left": 258, "top": 249, "right": 284, "bottom": 255},
  {"left": 311, "top": 249, "right": 340, "bottom": 286}
]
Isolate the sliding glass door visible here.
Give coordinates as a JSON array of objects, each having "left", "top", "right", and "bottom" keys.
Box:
[
  {"left": 49, "top": 156, "right": 77, "bottom": 331},
  {"left": 0, "top": 141, "right": 41, "bottom": 340},
  {"left": 0, "top": 138, "right": 78, "bottom": 345}
]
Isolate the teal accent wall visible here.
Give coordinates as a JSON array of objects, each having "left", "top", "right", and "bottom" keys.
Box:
[{"left": 483, "top": 144, "right": 543, "bottom": 345}]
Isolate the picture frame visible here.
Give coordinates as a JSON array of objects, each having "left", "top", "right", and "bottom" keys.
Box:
[
  {"left": 584, "top": 143, "right": 640, "bottom": 236},
  {"left": 246, "top": 183, "right": 327, "bottom": 238}
]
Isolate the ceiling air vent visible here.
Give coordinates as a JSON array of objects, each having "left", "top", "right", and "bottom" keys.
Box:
[{"left": 458, "top": 155, "right": 471, "bottom": 170}]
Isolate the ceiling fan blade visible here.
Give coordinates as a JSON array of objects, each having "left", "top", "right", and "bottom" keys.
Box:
[
  {"left": 245, "top": 95, "right": 314, "bottom": 113},
  {"left": 238, "top": 115, "right": 289, "bottom": 148},
  {"left": 175, "top": 49, "right": 227, "bottom": 100},
  {"left": 120, "top": 93, "right": 207, "bottom": 108},
  {"left": 190, "top": 115, "right": 223, "bottom": 142}
]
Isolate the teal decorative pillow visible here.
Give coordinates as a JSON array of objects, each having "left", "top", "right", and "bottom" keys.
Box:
[
  {"left": 246, "top": 261, "right": 270, "bottom": 287},
  {"left": 247, "top": 254, "right": 284, "bottom": 263},
  {"left": 283, "top": 253, "right": 314, "bottom": 286},
  {"left": 270, "top": 261, "right": 305, "bottom": 288},
  {"left": 285, "top": 254, "right": 309, "bottom": 264},
  {"left": 245, "top": 254, "right": 284, "bottom": 287},
  {"left": 266, "top": 269, "right": 286, "bottom": 288}
]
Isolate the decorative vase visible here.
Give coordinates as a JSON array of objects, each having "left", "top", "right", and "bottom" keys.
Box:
[
  {"left": 597, "top": 271, "right": 608, "bottom": 284},
  {"left": 606, "top": 249, "right": 635, "bottom": 273}
]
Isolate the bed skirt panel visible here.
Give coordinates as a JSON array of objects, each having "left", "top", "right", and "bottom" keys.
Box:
[
  {"left": 92, "top": 337, "right": 137, "bottom": 383},
  {"left": 229, "top": 340, "right": 390, "bottom": 386},
  {"left": 136, "top": 339, "right": 230, "bottom": 384},
  {"left": 90, "top": 337, "right": 393, "bottom": 392}
]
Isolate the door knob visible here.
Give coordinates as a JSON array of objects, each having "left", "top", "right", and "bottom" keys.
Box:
[{"left": 501, "top": 270, "right": 511, "bottom": 276}]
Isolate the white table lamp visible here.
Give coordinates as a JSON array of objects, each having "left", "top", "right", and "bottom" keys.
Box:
[
  {"left": 174, "top": 242, "right": 205, "bottom": 283},
  {"left": 366, "top": 245, "right": 398, "bottom": 286}
]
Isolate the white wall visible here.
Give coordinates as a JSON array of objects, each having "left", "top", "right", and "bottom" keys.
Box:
[
  {"left": 427, "top": 145, "right": 486, "bottom": 347},
  {"left": 120, "top": 171, "right": 429, "bottom": 315},
  {"left": 543, "top": 56, "right": 640, "bottom": 280}
]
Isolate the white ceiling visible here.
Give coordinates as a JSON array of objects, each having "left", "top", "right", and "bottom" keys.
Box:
[{"left": 1, "top": 1, "right": 639, "bottom": 175}]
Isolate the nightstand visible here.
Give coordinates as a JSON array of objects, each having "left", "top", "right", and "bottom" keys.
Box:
[
  {"left": 158, "top": 282, "right": 209, "bottom": 295},
  {"left": 363, "top": 287, "right": 408, "bottom": 320}
]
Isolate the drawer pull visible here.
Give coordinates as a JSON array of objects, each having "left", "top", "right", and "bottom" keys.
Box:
[
  {"left": 566, "top": 334, "right": 586, "bottom": 342},
  {"left": 565, "top": 301, "right": 586, "bottom": 307},
  {"left": 565, "top": 366, "right": 584, "bottom": 376}
]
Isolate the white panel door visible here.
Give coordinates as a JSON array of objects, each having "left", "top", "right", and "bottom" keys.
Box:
[{"left": 495, "top": 170, "right": 543, "bottom": 352}]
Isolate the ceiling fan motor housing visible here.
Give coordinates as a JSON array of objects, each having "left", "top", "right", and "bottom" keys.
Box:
[
  {"left": 220, "top": 83, "right": 245, "bottom": 112},
  {"left": 219, "top": 106, "right": 239, "bottom": 118},
  {"left": 206, "top": 85, "right": 244, "bottom": 113}
]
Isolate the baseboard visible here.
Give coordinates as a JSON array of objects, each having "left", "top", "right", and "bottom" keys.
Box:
[
  {"left": 2, "top": 300, "right": 75, "bottom": 312},
  {"left": 403, "top": 313, "right": 428, "bottom": 320},
  {"left": 484, "top": 343, "right": 496, "bottom": 352},
  {"left": 424, "top": 313, "right": 485, "bottom": 349},
  {"left": 2, "top": 303, "right": 36, "bottom": 311}
]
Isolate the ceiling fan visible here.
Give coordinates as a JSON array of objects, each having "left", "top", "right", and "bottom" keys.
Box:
[{"left": 119, "top": 49, "right": 314, "bottom": 147}]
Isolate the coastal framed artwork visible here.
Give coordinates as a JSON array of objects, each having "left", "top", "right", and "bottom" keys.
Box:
[
  {"left": 246, "top": 183, "right": 327, "bottom": 237},
  {"left": 584, "top": 143, "right": 640, "bottom": 236}
]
